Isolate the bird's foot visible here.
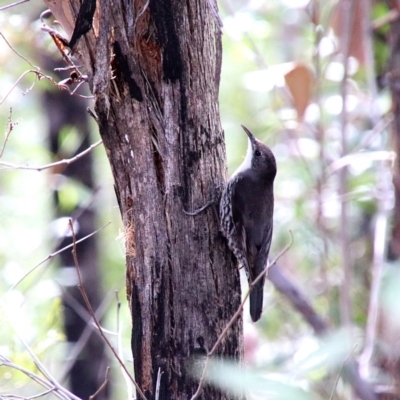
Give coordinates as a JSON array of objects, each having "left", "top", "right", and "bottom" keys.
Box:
[{"left": 183, "top": 185, "right": 223, "bottom": 216}]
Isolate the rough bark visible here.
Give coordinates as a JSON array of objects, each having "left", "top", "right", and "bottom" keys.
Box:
[{"left": 43, "top": 1, "right": 243, "bottom": 399}]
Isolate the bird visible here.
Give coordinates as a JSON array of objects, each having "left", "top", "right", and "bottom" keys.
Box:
[{"left": 220, "top": 125, "right": 276, "bottom": 322}]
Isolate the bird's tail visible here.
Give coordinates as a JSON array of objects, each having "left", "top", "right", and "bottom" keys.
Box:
[{"left": 249, "top": 276, "right": 264, "bottom": 322}]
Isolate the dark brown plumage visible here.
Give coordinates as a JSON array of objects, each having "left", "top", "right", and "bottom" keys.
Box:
[{"left": 220, "top": 125, "right": 276, "bottom": 322}]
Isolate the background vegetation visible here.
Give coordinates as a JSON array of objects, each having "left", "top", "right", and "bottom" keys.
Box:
[{"left": 1, "top": 0, "right": 399, "bottom": 399}]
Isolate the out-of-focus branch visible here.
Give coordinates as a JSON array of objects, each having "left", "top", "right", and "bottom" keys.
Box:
[
  {"left": 358, "top": 0, "right": 391, "bottom": 380},
  {"left": 267, "top": 263, "right": 378, "bottom": 400},
  {"left": 190, "top": 239, "right": 293, "bottom": 400},
  {"left": 0, "top": 0, "right": 30, "bottom": 11},
  {"left": 0, "top": 140, "right": 102, "bottom": 171},
  {"left": 68, "top": 219, "right": 147, "bottom": 400},
  {"left": 9, "top": 222, "right": 111, "bottom": 292},
  {"left": 338, "top": 0, "right": 357, "bottom": 330},
  {"left": 267, "top": 264, "right": 327, "bottom": 334},
  {"left": 0, "top": 108, "right": 16, "bottom": 158}
]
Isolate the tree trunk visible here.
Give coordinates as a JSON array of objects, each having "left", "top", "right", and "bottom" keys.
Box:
[{"left": 44, "top": 1, "right": 243, "bottom": 398}]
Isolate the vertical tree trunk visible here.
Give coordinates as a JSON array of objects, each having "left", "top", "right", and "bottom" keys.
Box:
[{"left": 44, "top": 1, "right": 243, "bottom": 398}]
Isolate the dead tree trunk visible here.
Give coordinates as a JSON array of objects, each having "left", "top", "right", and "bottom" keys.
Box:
[{"left": 44, "top": 1, "right": 243, "bottom": 398}]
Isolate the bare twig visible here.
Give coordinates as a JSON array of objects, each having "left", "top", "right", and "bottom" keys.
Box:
[
  {"left": 0, "top": 355, "right": 56, "bottom": 395},
  {"left": 0, "top": 108, "right": 17, "bottom": 158},
  {"left": 0, "top": 140, "right": 103, "bottom": 171},
  {"left": 338, "top": 0, "right": 356, "bottom": 330},
  {"left": 0, "top": 0, "right": 30, "bottom": 11},
  {"left": 14, "top": 335, "right": 81, "bottom": 400},
  {"left": 155, "top": 367, "right": 163, "bottom": 400},
  {"left": 190, "top": 234, "right": 293, "bottom": 400},
  {"left": 59, "top": 282, "right": 124, "bottom": 382},
  {"left": 372, "top": 9, "right": 399, "bottom": 30},
  {"left": 267, "top": 263, "right": 327, "bottom": 334},
  {"left": 326, "top": 151, "right": 396, "bottom": 176},
  {"left": 8, "top": 222, "right": 111, "bottom": 292},
  {"left": 0, "top": 32, "right": 37, "bottom": 68},
  {"left": 360, "top": 170, "right": 392, "bottom": 377},
  {"left": 68, "top": 219, "right": 147, "bottom": 400},
  {"left": 89, "top": 367, "right": 110, "bottom": 400},
  {"left": 329, "top": 349, "right": 354, "bottom": 400},
  {"left": 0, "top": 32, "right": 91, "bottom": 103}
]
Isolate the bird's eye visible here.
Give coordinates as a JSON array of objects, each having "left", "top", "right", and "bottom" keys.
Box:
[{"left": 255, "top": 150, "right": 261, "bottom": 157}]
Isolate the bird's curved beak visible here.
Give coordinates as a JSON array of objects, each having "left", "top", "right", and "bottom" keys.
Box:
[{"left": 241, "top": 125, "right": 257, "bottom": 149}]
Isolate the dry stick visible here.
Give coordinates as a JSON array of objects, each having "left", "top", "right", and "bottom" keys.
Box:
[
  {"left": 0, "top": 32, "right": 37, "bottom": 68},
  {"left": 338, "top": 0, "right": 357, "bottom": 331},
  {"left": 8, "top": 222, "right": 111, "bottom": 293},
  {"left": 89, "top": 367, "right": 110, "bottom": 400},
  {"left": 0, "top": 33, "right": 92, "bottom": 102},
  {"left": 190, "top": 235, "right": 293, "bottom": 400},
  {"left": 267, "top": 264, "right": 327, "bottom": 334},
  {"left": 0, "top": 140, "right": 103, "bottom": 171},
  {"left": 155, "top": 367, "right": 163, "bottom": 400},
  {"left": 0, "top": 69, "right": 38, "bottom": 105},
  {"left": 59, "top": 285, "right": 122, "bottom": 383},
  {"left": 328, "top": 349, "right": 354, "bottom": 400},
  {"left": 0, "top": 0, "right": 30, "bottom": 11},
  {"left": 0, "top": 356, "right": 57, "bottom": 396},
  {"left": 358, "top": 0, "right": 387, "bottom": 381},
  {"left": 15, "top": 334, "right": 81, "bottom": 400},
  {"left": 27, "top": 389, "right": 56, "bottom": 399},
  {"left": 0, "top": 108, "right": 15, "bottom": 158},
  {"left": 68, "top": 219, "right": 147, "bottom": 400},
  {"left": 10, "top": 188, "right": 103, "bottom": 298}
]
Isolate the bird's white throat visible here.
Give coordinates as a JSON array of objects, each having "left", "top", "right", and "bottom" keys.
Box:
[{"left": 231, "top": 137, "right": 253, "bottom": 177}]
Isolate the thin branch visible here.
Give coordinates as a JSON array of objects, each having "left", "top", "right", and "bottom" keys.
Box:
[
  {"left": 27, "top": 389, "right": 56, "bottom": 399},
  {"left": 190, "top": 234, "right": 293, "bottom": 400},
  {"left": 59, "top": 282, "right": 123, "bottom": 382},
  {"left": 329, "top": 349, "right": 354, "bottom": 400},
  {"left": 338, "top": 0, "right": 357, "bottom": 330},
  {"left": 0, "top": 33, "right": 91, "bottom": 103},
  {"left": 0, "top": 107, "right": 16, "bottom": 158},
  {"left": 0, "top": 69, "right": 38, "bottom": 105},
  {"left": 0, "top": 356, "right": 56, "bottom": 395},
  {"left": 267, "top": 263, "right": 327, "bottom": 334},
  {"left": 268, "top": 262, "right": 378, "bottom": 400},
  {"left": 0, "top": 140, "right": 103, "bottom": 171},
  {"left": 89, "top": 367, "right": 110, "bottom": 400},
  {"left": 155, "top": 367, "right": 163, "bottom": 400},
  {"left": 326, "top": 151, "right": 396, "bottom": 176},
  {"left": 68, "top": 219, "right": 147, "bottom": 400},
  {"left": 0, "top": 0, "right": 30, "bottom": 11},
  {"left": 360, "top": 171, "right": 392, "bottom": 376},
  {"left": 0, "top": 32, "right": 37, "bottom": 68},
  {"left": 12, "top": 335, "right": 81, "bottom": 400},
  {"left": 372, "top": 9, "right": 399, "bottom": 30},
  {"left": 8, "top": 222, "right": 111, "bottom": 292}
]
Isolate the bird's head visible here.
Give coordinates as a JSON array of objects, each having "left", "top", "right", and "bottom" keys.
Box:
[{"left": 241, "top": 125, "right": 277, "bottom": 181}]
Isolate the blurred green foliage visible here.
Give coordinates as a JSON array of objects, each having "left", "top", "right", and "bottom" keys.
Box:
[{"left": 0, "top": 0, "right": 398, "bottom": 399}]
